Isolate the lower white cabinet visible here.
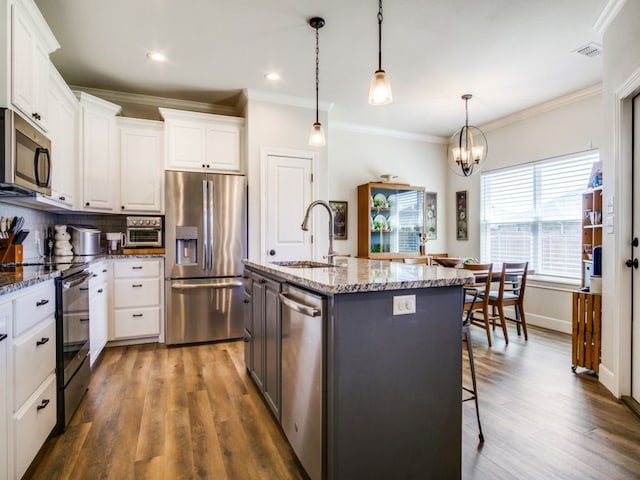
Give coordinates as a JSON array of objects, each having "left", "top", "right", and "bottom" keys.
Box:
[
  {"left": 89, "top": 261, "right": 110, "bottom": 367},
  {"left": 0, "top": 301, "right": 11, "bottom": 480},
  {"left": 111, "top": 259, "right": 164, "bottom": 341},
  {"left": 7, "top": 280, "right": 57, "bottom": 479}
]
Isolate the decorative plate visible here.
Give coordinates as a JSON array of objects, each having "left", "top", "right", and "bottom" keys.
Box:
[
  {"left": 373, "top": 193, "right": 387, "bottom": 207},
  {"left": 373, "top": 214, "right": 388, "bottom": 230}
]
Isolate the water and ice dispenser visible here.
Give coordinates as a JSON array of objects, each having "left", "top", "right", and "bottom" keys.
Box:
[{"left": 175, "top": 226, "right": 198, "bottom": 265}]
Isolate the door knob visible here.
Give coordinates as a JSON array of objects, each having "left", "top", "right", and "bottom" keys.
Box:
[
  {"left": 269, "top": 249, "right": 276, "bottom": 256},
  {"left": 625, "top": 258, "right": 638, "bottom": 269}
]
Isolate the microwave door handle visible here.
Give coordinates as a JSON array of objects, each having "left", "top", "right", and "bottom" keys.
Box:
[
  {"left": 202, "top": 179, "right": 208, "bottom": 270},
  {"left": 34, "top": 147, "right": 50, "bottom": 187}
]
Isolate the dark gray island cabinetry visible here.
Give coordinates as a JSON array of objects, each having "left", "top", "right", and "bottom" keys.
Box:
[{"left": 243, "top": 258, "right": 473, "bottom": 480}]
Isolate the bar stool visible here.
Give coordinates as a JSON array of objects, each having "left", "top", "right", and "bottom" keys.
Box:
[{"left": 462, "top": 287, "right": 485, "bottom": 443}]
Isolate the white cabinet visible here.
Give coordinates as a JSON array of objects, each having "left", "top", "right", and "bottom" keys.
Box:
[
  {"left": 10, "top": 0, "right": 59, "bottom": 132},
  {"left": 117, "top": 117, "right": 164, "bottom": 213},
  {"left": 47, "top": 66, "right": 78, "bottom": 208},
  {"left": 160, "top": 107, "right": 243, "bottom": 173},
  {"left": 89, "top": 261, "right": 110, "bottom": 367},
  {"left": 9, "top": 280, "right": 57, "bottom": 479},
  {"left": 0, "top": 301, "right": 10, "bottom": 480},
  {"left": 76, "top": 91, "right": 121, "bottom": 212},
  {"left": 111, "top": 259, "right": 164, "bottom": 341}
]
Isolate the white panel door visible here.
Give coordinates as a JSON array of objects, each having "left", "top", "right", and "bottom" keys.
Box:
[
  {"left": 633, "top": 94, "right": 640, "bottom": 403},
  {"left": 0, "top": 301, "right": 10, "bottom": 480},
  {"left": 265, "top": 154, "right": 313, "bottom": 262}
]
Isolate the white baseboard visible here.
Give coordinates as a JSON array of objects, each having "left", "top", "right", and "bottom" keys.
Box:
[
  {"left": 598, "top": 364, "right": 618, "bottom": 397},
  {"left": 520, "top": 311, "right": 572, "bottom": 334}
]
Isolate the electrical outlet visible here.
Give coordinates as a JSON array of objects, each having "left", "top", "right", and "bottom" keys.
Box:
[{"left": 393, "top": 294, "right": 416, "bottom": 315}]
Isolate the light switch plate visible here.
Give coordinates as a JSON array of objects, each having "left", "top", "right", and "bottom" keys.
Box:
[{"left": 393, "top": 294, "right": 416, "bottom": 315}]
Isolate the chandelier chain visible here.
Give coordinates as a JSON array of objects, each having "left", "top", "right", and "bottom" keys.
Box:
[
  {"left": 377, "top": 0, "right": 383, "bottom": 70},
  {"left": 315, "top": 25, "right": 320, "bottom": 123}
]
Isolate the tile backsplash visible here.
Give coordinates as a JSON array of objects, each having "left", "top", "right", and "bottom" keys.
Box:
[{"left": 0, "top": 202, "right": 133, "bottom": 262}]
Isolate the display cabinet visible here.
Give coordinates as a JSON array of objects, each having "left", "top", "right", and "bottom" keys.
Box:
[
  {"left": 357, "top": 182, "right": 426, "bottom": 259},
  {"left": 582, "top": 187, "right": 603, "bottom": 286}
]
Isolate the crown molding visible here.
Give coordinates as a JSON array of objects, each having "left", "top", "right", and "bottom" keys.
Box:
[
  {"left": 479, "top": 84, "right": 602, "bottom": 133},
  {"left": 68, "top": 85, "right": 239, "bottom": 116},
  {"left": 244, "top": 88, "right": 333, "bottom": 112},
  {"left": 330, "top": 122, "right": 447, "bottom": 144},
  {"left": 594, "top": 0, "right": 627, "bottom": 34}
]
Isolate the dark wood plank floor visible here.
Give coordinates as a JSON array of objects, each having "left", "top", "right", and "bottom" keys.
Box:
[{"left": 26, "top": 324, "right": 640, "bottom": 480}]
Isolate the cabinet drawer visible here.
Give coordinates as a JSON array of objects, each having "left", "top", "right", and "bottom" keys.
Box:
[
  {"left": 90, "top": 261, "right": 111, "bottom": 285},
  {"left": 113, "top": 307, "right": 160, "bottom": 339},
  {"left": 13, "top": 373, "right": 57, "bottom": 479},
  {"left": 13, "top": 318, "right": 56, "bottom": 409},
  {"left": 114, "top": 278, "right": 160, "bottom": 308},
  {"left": 113, "top": 260, "right": 160, "bottom": 278},
  {"left": 13, "top": 281, "right": 56, "bottom": 337}
]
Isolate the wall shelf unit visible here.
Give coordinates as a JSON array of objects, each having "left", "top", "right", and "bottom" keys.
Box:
[{"left": 582, "top": 187, "right": 602, "bottom": 286}]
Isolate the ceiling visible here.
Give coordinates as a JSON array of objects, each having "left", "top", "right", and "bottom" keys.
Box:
[{"left": 34, "top": 0, "right": 607, "bottom": 138}]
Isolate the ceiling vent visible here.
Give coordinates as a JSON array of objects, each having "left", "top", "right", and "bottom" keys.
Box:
[{"left": 574, "top": 43, "right": 603, "bottom": 58}]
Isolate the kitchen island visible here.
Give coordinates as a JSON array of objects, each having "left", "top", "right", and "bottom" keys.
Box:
[{"left": 243, "top": 257, "right": 473, "bottom": 480}]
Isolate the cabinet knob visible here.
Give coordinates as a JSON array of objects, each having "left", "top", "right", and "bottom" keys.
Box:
[
  {"left": 121, "top": 206, "right": 125, "bottom": 210},
  {"left": 59, "top": 196, "right": 65, "bottom": 201},
  {"left": 202, "top": 164, "right": 206, "bottom": 168},
  {"left": 86, "top": 202, "right": 90, "bottom": 206},
  {"left": 36, "top": 398, "right": 50, "bottom": 411},
  {"left": 269, "top": 249, "right": 276, "bottom": 256}
]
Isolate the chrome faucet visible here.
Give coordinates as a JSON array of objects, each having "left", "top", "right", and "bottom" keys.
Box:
[{"left": 301, "top": 200, "right": 337, "bottom": 265}]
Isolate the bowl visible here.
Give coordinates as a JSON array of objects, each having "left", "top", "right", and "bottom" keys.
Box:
[{"left": 431, "top": 257, "right": 463, "bottom": 268}]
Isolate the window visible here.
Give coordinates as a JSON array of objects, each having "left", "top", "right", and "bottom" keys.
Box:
[{"left": 480, "top": 151, "right": 598, "bottom": 279}]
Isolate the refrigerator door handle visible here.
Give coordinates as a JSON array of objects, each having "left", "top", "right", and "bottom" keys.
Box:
[
  {"left": 202, "top": 179, "right": 209, "bottom": 270},
  {"left": 208, "top": 179, "right": 215, "bottom": 271},
  {"left": 171, "top": 280, "right": 243, "bottom": 290}
]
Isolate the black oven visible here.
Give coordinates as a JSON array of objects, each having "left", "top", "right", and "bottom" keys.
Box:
[{"left": 55, "top": 264, "right": 91, "bottom": 431}]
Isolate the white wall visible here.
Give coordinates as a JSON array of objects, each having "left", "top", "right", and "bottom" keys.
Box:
[
  {"left": 599, "top": 0, "right": 640, "bottom": 398},
  {"left": 328, "top": 127, "right": 448, "bottom": 257},
  {"left": 446, "top": 88, "right": 603, "bottom": 333},
  {"left": 245, "top": 98, "right": 328, "bottom": 261}
]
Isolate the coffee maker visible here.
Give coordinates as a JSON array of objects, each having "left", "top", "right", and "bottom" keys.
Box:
[{"left": 106, "top": 232, "right": 125, "bottom": 254}]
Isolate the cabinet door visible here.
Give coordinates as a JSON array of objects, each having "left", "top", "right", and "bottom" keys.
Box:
[
  {"left": 89, "top": 283, "right": 108, "bottom": 367},
  {"left": 82, "top": 107, "right": 117, "bottom": 211},
  {"left": 0, "top": 301, "right": 10, "bottom": 480},
  {"left": 119, "top": 119, "right": 163, "bottom": 212},
  {"left": 263, "top": 279, "right": 281, "bottom": 418},
  {"left": 165, "top": 120, "right": 205, "bottom": 171},
  {"left": 251, "top": 277, "right": 265, "bottom": 390},
  {"left": 11, "top": 6, "right": 36, "bottom": 121},
  {"left": 32, "top": 44, "right": 50, "bottom": 130},
  {"left": 205, "top": 122, "right": 240, "bottom": 171}
]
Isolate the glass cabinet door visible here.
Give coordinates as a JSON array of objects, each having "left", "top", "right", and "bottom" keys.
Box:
[{"left": 361, "top": 183, "right": 425, "bottom": 257}]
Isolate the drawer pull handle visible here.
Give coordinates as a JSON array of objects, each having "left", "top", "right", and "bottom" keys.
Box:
[
  {"left": 98, "top": 288, "right": 104, "bottom": 293},
  {"left": 132, "top": 266, "right": 143, "bottom": 270},
  {"left": 36, "top": 299, "right": 49, "bottom": 307},
  {"left": 93, "top": 274, "right": 98, "bottom": 277},
  {"left": 132, "top": 284, "right": 143, "bottom": 288},
  {"left": 102, "top": 269, "right": 107, "bottom": 273},
  {"left": 132, "top": 313, "right": 143, "bottom": 318},
  {"left": 37, "top": 398, "right": 50, "bottom": 411},
  {"left": 80, "top": 318, "right": 90, "bottom": 322},
  {"left": 36, "top": 337, "right": 50, "bottom": 346}
]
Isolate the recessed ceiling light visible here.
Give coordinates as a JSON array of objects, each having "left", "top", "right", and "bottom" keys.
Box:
[
  {"left": 265, "top": 72, "right": 280, "bottom": 81},
  {"left": 147, "top": 52, "right": 167, "bottom": 62}
]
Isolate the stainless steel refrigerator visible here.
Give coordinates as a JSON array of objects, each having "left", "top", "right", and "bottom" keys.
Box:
[{"left": 165, "top": 171, "right": 247, "bottom": 345}]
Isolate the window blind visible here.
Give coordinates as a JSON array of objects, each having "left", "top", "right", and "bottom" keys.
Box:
[{"left": 480, "top": 151, "right": 598, "bottom": 279}]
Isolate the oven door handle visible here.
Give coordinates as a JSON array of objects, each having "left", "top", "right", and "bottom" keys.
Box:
[
  {"left": 62, "top": 271, "right": 92, "bottom": 289},
  {"left": 171, "top": 280, "right": 243, "bottom": 290}
]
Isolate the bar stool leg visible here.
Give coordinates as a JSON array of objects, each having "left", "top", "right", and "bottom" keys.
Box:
[{"left": 463, "top": 324, "right": 485, "bottom": 443}]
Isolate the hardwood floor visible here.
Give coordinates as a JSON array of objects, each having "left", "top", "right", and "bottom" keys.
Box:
[{"left": 26, "top": 325, "right": 640, "bottom": 480}]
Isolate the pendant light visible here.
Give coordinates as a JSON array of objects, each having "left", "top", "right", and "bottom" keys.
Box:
[
  {"left": 447, "top": 94, "right": 488, "bottom": 177},
  {"left": 368, "top": 0, "right": 392, "bottom": 105},
  {"left": 309, "top": 17, "right": 326, "bottom": 147}
]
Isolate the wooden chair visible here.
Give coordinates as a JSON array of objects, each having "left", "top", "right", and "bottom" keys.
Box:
[
  {"left": 426, "top": 253, "right": 448, "bottom": 266},
  {"left": 462, "top": 263, "right": 494, "bottom": 347},
  {"left": 487, "top": 262, "right": 529, "bottom": 344},
  {"left": 461, "top": 287, "right": 485, "bottom": 443},
  {"left": 403, "top": 257, "right": 428, "bottom": 264}
]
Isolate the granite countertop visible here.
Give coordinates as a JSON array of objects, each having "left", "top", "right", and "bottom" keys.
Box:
[
  {"left": 0, "top": 266, "right": 60, "bottom": 296},
  {"left": 243, "top": 257, "right": 474, "bottom": 294}
]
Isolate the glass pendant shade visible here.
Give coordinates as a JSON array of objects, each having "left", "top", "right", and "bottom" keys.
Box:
[
  {"left": 369, "top": 70, "right": 393, "bottom": 105},
  {"left": 309, "top": 122, "right": 326, "bottom": 146}
]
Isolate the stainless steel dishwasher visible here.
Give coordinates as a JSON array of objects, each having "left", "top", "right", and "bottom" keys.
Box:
[{"left": 280, "top": 284, "right": 324, "bottom": 480}]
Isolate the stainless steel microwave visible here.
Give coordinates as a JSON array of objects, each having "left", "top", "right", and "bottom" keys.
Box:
[{"left": 0, "top": 108, "right": 52, "bottom": 196}]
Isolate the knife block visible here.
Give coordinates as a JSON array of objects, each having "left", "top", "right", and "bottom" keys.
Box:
[{"left": 0, "top": 234, "right": 23, "bottom": 263}]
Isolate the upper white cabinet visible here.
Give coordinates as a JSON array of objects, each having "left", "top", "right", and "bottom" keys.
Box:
[
  {"left": 117, "top": 117, "right": 164, "bottom": 213},
  {"left": 76, "top": 91, "right": 121, "bottom": 212},
  {"left": 160, "top": 108, "right": 244, "bottom": 173},
  {"left": 47, "top": 66, "right": 78, "bottom": 208},
  {"left": 10, "top": 0, "right": 59, "bottom": 132}
]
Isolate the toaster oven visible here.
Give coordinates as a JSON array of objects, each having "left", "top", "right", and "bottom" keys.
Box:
[{"left": 125, "top": 216, "right": 163, "bottom": 247}]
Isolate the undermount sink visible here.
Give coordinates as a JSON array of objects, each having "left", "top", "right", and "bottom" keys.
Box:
[{"left": 271, "top": 260, "right": 336, "bottom": 269}]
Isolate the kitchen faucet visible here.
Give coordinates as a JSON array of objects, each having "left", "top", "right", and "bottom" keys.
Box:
[{"left": 301, "top": 200, "right": 337, "bottom": 265}]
